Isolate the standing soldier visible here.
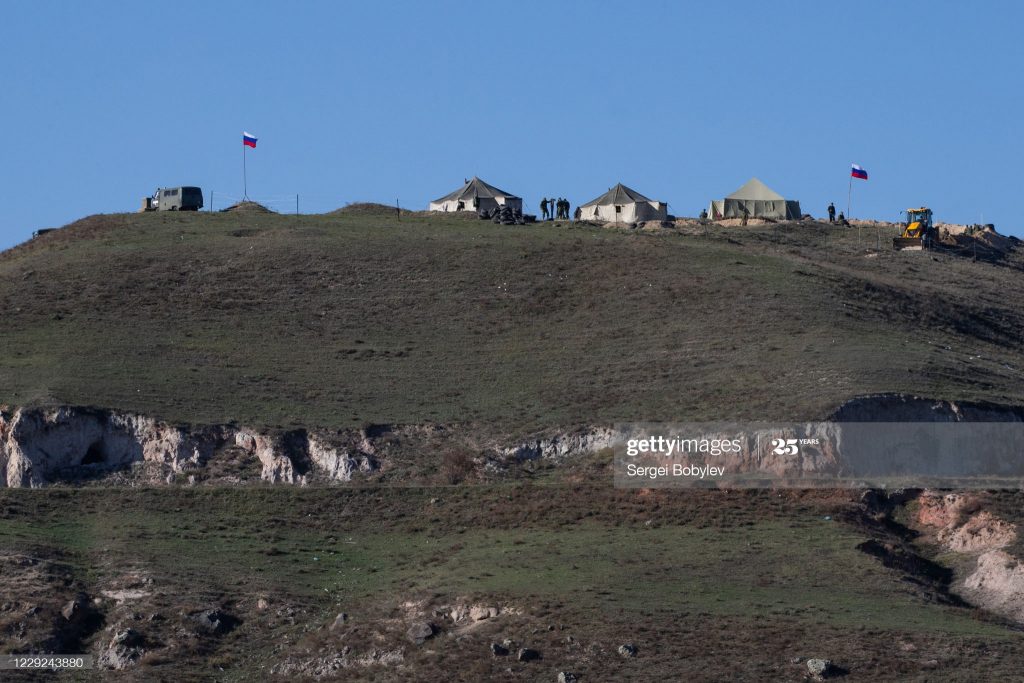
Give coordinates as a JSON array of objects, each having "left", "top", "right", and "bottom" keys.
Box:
[
  {"left": 827, "top": 202, "right": 836, "bottom": 223},
  {"left": 541, "top": 197, "right": 549, "bottom": 220}
]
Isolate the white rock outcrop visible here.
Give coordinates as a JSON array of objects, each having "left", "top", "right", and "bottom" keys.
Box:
[
  {"left": 0, "top": 406, "right": 378, "bottom": 487},
  {"left": 0, "top": 406, "right": 218, "bottom": 487},
  {"left": 307, "top": 435, "right": 376, "bottom": 482},
  {"left": 504, "top": 427, "right": 620, "bottom": 462}
]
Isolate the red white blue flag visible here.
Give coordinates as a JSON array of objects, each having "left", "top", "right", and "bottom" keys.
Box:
[
  {"left": 851, "top": 164, "right": 868, "bottom": 180},
  {"left": 243, "top": 132, "right": 258, "bottom": 148}
]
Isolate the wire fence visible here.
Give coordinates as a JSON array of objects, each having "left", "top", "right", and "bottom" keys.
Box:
[{"left": 206, "top": 191, "right": 410, "bottom": 215}]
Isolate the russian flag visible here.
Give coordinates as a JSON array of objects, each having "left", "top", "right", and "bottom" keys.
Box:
[
  {"left": 851, "top": 164, "right": 868, "bottom": 180},
  {"left": 243, "top": 132, "right": 257, "bottom": 148}
]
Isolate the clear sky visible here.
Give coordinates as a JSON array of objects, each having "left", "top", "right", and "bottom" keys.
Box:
[{"left": 2, "top": 1, "right": 1022, "bottom": 248}]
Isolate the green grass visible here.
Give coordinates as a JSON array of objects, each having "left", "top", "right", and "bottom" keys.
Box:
[
  {"left": 0, "top": 487, "right": 1008, "bottom": 638},
  {"left": 4, "top": 485, "right": 1024, "bottom": 680},
  {"left": 1, "top": 210, "right": 1022, "bottom": 434}
]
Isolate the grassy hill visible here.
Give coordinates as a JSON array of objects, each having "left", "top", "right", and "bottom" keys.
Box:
[
  {"left": 2, "top": 208, "right": 1023, "bottom": 434},
  {"left": 4, "top": 209, "right": 1024, "bottom": 680}
]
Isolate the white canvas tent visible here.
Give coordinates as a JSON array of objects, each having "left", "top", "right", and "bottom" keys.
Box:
[
  {"left": 708, "top": 178, "right": 801, "bottom": 220},
  {"left": 579, "top": 183, "right": 667, "bottom": 223},
  {"left": 429, "top": 177, "right": 522, "bottom": 213}
]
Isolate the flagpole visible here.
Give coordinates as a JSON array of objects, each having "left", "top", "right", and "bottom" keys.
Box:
[
  {"left": 847, "top": 174, "right": 852, "bottom": 219},
  {"left": 243, "top": 143, "right": 248, "bottom": 201}
]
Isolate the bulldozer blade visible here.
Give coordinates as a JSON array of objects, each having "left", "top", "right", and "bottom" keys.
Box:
[{"left": 893, "top": 237, "right": 924, "bottom": 251}]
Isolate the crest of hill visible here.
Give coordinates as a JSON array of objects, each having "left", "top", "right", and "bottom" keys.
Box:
[
  {"left": 328, "top": 202, "right": 401, "bottom": 216},
  {"left": 221, "top": 201, "right": 275, "bottom": 214}
]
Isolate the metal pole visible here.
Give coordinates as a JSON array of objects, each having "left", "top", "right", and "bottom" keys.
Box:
[
  {"left": 296, "top": 194, "right": 299, "bottom": 215},
  {"left": 847, "top": 175, "right": 852, "bottom": 219},
  {"left": 243, "top": 145, "right": 248, "bottom": 200}
]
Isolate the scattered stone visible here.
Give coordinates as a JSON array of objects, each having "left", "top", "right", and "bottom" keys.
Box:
[
  {"left": 406, "top": 621, "right": 436, "bottom": 645},
  {"left": 330, "top": 612, "right": 348, "bottom": 630},
  {"left": 558, "top": 672, "right": 579, "bottom": 683},
  {"left": 790, "top": 656, "right": 803, "bottom": 664},
  {"left": 99, "top": 628, "right": 144, "bottom": 670},
  {"left": 490, "top": 642, "right": 509, "bottom": 657},
  {"left": 257, "top": 598, "right": 270, "bottom": 610},
  {"left": 517, "top": 648, "right": 541, "bottom": 662},
  {"left": 618, "top": 643, "right": 638, "bottom": 658},
  {"left": 113, "top": 628, "right": 142, "bottom": 647},
  {"left": 470, "top": 605, "right": 498, "bottom": 621},
  {"left": 62, "top": 594, "right": 87, "bottom": 621},
  {"left": 193, "top": 608, "right": 234, "bottom": 635},
  {"left": 806, "top": 658, "right": 835, "bottom": 680}
]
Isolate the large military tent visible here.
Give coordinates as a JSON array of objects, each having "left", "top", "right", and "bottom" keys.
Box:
[
  {"left": 579, "top": 183, "right": 667, "bottom": 223},
  {"left": 708, "top": 178, "right": 801, "bottom": 220},
  {"left": 429, "top": 177, "right": 522, "bottom": 213}
]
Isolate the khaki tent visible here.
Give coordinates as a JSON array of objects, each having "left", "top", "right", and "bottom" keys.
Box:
[
  {"left": 708, "top": 178, "right": 801, "bottom": 220},
  {"left": 429, "top": 177, "right": 522, "bottom": 213},
  {"left": 579, "top": 183, "right": 667, "bottom": 223}
]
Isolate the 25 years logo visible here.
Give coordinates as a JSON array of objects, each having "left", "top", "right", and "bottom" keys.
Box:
[{"left": 771, "top": 438, "right": 799, "bottom": 456}]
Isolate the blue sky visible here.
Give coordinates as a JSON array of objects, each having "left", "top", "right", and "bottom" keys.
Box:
[{"left": 1, "top": 1, "right": 1022, "bottom": 248}]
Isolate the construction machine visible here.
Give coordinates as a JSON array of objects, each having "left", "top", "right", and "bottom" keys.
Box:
[{"left": 893, "top": 208, "right": 935, "bottom": 251}]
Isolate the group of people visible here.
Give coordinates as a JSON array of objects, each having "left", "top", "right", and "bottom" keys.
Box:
[
  {"left": 540, "top": 197, "right": 570, "bottom": 220},
  {"left": 827, "top": 202, "right": 847, "bottom": 224}
]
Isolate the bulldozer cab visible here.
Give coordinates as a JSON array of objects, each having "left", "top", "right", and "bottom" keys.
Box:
[
  {"left": 903, "top": 208, "right": 933, "bottom": 237},
  {"left": 894, "top": 207, "right": 934, "bottom": 250}
]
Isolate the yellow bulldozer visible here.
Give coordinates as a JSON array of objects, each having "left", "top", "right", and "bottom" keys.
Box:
[{"left": 893, "top": 207, "right": 935, "bottom": 251}]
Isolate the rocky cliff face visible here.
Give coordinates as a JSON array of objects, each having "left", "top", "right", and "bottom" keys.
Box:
[
  {"left": 4, "top": 393, "right": 1024, "bottom": 488},
  {"left": 0, "top": 406, "right": 223, "bottom": 487},
  {"left": 0, "top": 406, "right": 377, "bottom": 488}
]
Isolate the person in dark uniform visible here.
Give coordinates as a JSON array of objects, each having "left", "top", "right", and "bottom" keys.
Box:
[
  {"left": 827, "top": 202, "right": 836, "bottom": 223},
  {"left": 541, "top": 197, "right": 549, "bottom": 220}
]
